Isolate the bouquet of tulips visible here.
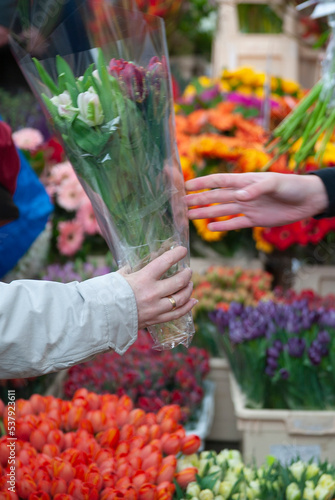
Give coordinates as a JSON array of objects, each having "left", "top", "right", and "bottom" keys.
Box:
[{"left": 10, "top": 0, "right": 194, "bottom": 349}]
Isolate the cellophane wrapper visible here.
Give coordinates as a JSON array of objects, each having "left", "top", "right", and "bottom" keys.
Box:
[{"left": 10, "top": 0, "right": 194, "bottom": 349}]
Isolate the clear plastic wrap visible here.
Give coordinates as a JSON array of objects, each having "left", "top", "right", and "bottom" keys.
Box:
[{"left": 10, "top": 0, "right": 194, "bottom": 350}]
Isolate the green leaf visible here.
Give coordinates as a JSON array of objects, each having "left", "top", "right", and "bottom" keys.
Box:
[
  {"left": 33, "top": 57, "right": 59, "bottom": 95},
  {"left": 198, "top": 471, "right": 220, "bottom": 490},
  {"left": 56, "top": 55, "right": 79, "bottom": 105},
  {"left": 173, "top": 479, "right": 185, "bottom": 500},
  {"left": 71, "top": 118, "right": 110, "bottom": 155}
]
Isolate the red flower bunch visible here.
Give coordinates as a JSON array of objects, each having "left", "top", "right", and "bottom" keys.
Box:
[
  {"left": 274, "top": 287, "right": 335, "bottom": 310},
  {"left": 262, "top": 218, "right": 335, "bottom": 251},
  {"left": 0, "top": 391, "right": 201, "bottom": 498},
  {"left": 63, "top": 333, "right": 209, "bottom": 424}
]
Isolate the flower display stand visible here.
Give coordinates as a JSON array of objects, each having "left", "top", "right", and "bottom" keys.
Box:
[
  {"left": 185, "top": 380, "right": 216, "bottom": 450},
  {"left": 206, "top": 358, "right": 242, "bottom": 443},
  {"left": 44, "top": 369, "right": 68, "bottom": 398},
  {"left": 230, "top": 375, "right": 335, "bottom": 466},
  {"left": 212, "top": 0, "right": 322, "bottom": 88}
]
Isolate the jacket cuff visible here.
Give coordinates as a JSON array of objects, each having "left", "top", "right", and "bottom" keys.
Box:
[
  {"left": 309, "top": 169, "right": 335, "bottom": 219},
  {"left": 79, "top": 272, "right": 138, "bottom": 355}
]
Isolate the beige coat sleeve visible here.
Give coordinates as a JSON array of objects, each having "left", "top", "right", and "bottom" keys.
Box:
[{"left": 0, "top": 272, "right": 138, "bottom": 379}]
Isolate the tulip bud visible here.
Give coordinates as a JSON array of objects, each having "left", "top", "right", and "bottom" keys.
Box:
[
  {"left": 181, "top": 435, "right": 201, "bottom": 455},
  {"left": 286, "top": 482, "right": 302, "bottom": 500},
  {"left": 199, "top": 489, "right": 214, "bottom": 500},
  {"left": 175, "top": 467, "right": 198, "bottom": 489},
  {"left": 51, "top": 90, "right": 77, "bottom": 119},
  {"left": 77, "top": 88, "right": 104, "bottom": 127},
  {"left": 186, "top": 481, "right": 201, "bottom": 497},
  {"left": 109, "top": 58, "right": 147, "bottom": 103}
]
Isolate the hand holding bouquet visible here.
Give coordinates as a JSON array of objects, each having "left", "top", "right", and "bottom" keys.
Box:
[{"left": 10, "top": 1, "right": 194, "bottom": 349}]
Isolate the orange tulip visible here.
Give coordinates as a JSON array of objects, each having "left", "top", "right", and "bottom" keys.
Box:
[{"left": 16, "top": 474, "right": 37, "bottom": 499}]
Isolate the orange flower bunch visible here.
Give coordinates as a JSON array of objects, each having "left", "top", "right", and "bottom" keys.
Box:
[{"left": 0, "top": 391, "right": 200, "bottom": 499}]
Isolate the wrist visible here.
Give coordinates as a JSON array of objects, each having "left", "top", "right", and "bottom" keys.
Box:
[{"left": 304, "top": 174, "right": 329, "bottom": 217}]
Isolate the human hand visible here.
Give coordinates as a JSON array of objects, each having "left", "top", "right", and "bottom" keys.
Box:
[
  {"left": 118, "top": 246, "right": 196, "bottom": 329},
  {"left": 185, "top": 172, "right": 328, "bottom": 231},
  {"left": 0, "top": 26, "right": 9, "bottom": 47}
]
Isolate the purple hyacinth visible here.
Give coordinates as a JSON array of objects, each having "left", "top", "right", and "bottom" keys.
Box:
[
  {"left": 279, "top": 368, "right": 290, "bottom": 380},
  {"left": 308, "top": 341, "right": 323, "bottom": 365},
  {"left": 317, "top": 330, "right": 331, "bottom": 345},
  {"left": 287, "top": 337, "right": 306, "bottom": 358}
]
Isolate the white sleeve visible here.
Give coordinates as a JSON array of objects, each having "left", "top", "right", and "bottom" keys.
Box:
[{"left": 0, "top": 272, "right": 138, "bottom": 379}]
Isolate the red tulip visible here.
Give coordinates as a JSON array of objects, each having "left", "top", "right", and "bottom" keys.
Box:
[
  {"left": 162, "top": 433, "right": 181, "bottom": 456},
  {"left": 181, "top": 434, "right": 201, "bottom": 455},
  {"left": 43, "top": 443, "right": 58, "bottom": 459},
  {"left": 96, "top": 427, "right": 120, "bottom": 448},
  {"left": 16, "top": 474, "right": 37, "bottom": 499},
  {"left": 138, "top": 483, "right": 157, "bottom": 500},
  {"left": 29, "top": 394, "right": 47, "bottom": 414},
  {"left": 50, "top": 478, "right": 67, "bottom": 496},
  {"left": 120, "top": 423, "right": 135, "bottom": 441},
  {"left": 28, "top": 491, "right": 50, "bottom": 500},
  {"left": 30, "top": 430, "right": 46, "bottom": 452},
  {"left": 47, "top": 429, "right": 65, "bottom": 450},
  {"left": 132, "top": 470, "right": 148, "bottom": 491},
  {"left": 175, "top": 467, "right": 198, "bottom": 488}
]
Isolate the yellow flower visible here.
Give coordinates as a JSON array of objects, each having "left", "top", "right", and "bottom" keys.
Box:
[
  {"left": 253, "top": 227, "right": 274, "bottom": 253},
  {"left": 174, "top": 103, "right": 181, "bottom": 114},
  {"left": 254, "top": 87, "right": 265, "bottom": 98},
  {"left": 281, "top": 78, "right": 300, "bottom": 95},
  {"left": 198, "top": 76, "right": 213, "bottom": 87},
  {"left": 219, "top": 81, "right": 231, "bottom": 92},
  {"left": 193, "top": 218, "right": 227, "bottom": 242},
  {"left": 238, "top": 149, "right": 271, "bottom": 172},
  {"left": 233, "top": 67, "right": 257, "bottom": 85},
  {"left": 236, "top": 85, "right": 253, "bottom": 95},
  {"left": 183, "top": 84, "right": 197, "bottom": 98},
  {"left": 291, "top": 137, "right": 303, "bottom": 153},
  {"left": 322, "top": 142, "right": 335, "bottom": 165},
  {"left": 180, "top": 155, "right": 195, "bottom": 181},
  {"left": 252, "top": 72, "right": 266, "bottom": 87}
]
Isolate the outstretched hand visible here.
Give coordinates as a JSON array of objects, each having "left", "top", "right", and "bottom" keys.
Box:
[
  {"left": 185, "top": 172, "right": 328, "bottom": 232},
  {"left": 119, "top": 246, "right": 196, "bottom": 330}
]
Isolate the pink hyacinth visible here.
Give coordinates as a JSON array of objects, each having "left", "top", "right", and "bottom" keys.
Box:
[
  {"left": 57, "top": 178, "right": 87, "bottom": 211},
  {"left": 12, "top": 127, "right": 44, "bottom": 151},
  {"left": 76, "top": 199, "right": 100, "bottom": 235},
  {"left": 57, "top": 220, "right": 84, "bottom": 256}
]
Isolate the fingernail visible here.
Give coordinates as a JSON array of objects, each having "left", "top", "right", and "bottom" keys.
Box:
[{"left": 192, "top": 299, "right": 199, "bottom": 305}]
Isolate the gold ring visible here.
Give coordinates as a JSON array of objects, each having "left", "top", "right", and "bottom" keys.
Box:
[{"left": 167, "top": 295, "right": 177, "bottom": 311}]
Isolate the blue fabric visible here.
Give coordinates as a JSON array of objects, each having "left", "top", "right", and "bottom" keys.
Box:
[{"left": 0, "top": 150, "right": 54, "bottom": 278}]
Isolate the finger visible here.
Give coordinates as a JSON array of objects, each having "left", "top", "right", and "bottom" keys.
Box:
[
  {"left": 155, "top": 297, "right": 197, "bottom": 325},
  {"left": 235, "top": 177, "right": 277, "bottom": 202},
  {"left": 188, "top": 203, "right": 242, "bottom": 220},
  {"left": 185, "top": 173, "right": 254, "bottom": 192},
  {"left": 145, "top": 246, "right": 188, "bottom": 280},
  {"left": 162, "top": 281, "right": 194, "bottom": 314},
  {"left": 157, "top": 267, "right": 192, "bottom": 298},
  {"left": 185, "top": 188, "right": 235, "bottom": 207},
  {"left": 207, "top": 215, "right": 253, "bottom": 231}
]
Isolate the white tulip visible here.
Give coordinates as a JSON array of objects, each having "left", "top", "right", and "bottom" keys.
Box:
[
  {"left": 77, "top": 88, "right": 104, "bottom": 127},
  {"left": 51, "top": 90, "right": 77, "bottom": 118}
]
